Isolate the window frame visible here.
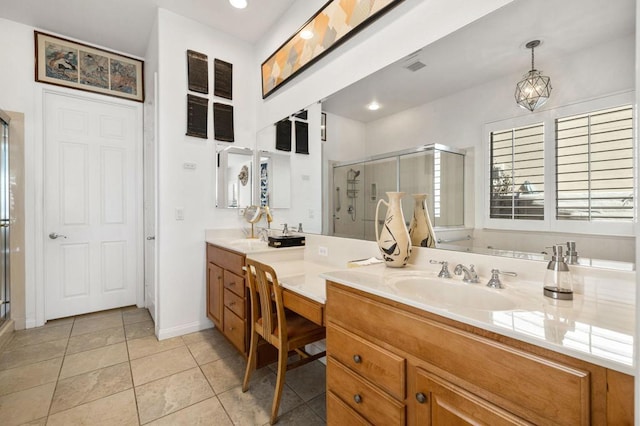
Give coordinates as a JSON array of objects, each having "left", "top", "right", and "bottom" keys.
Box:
[{"left": 483, "top": 91, "right": 635, "bottom": 237}]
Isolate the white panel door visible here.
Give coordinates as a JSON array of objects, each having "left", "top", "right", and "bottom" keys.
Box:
[{"left": 44, "top": 92, "right": 139, "bottom": 320}]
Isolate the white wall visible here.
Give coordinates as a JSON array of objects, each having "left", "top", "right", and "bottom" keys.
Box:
[
  {"left": 155, "top": 9, "right": 257, "bottom": 338},
  {"left": 0, "top": 18, "right": 38, "bottom": 327}
]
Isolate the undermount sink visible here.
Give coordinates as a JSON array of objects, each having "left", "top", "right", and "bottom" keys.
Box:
[{"left": 389, "top": 276, "right": 520, "bottom": 311}]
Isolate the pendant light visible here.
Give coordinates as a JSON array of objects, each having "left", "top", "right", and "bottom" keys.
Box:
[{"left": 515, "top": 40, "right": 552, "bottom": 112}]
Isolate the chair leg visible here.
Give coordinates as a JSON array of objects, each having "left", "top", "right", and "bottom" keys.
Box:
[
  {"left": 270, "top": 347, "right": 288, "bottom": 424},
  {"left": 242, "top": 329, "right": 259, "bottom": 392}
]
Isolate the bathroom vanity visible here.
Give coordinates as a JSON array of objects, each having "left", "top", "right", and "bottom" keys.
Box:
[{"left": 322, "top": 268, "right": 635, "bottom": 425}]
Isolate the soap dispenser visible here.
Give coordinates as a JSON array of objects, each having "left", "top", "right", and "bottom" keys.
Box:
[{"left": 543, "top": 244, "right": 573, "bottom": 300}]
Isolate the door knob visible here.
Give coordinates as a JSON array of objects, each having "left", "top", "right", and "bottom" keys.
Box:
[
  {"left": 49, "top": 232, "right": 67, "bottom": 240},
  {"left": 146, "top": 236, "right": 155, "bottom": 240}
]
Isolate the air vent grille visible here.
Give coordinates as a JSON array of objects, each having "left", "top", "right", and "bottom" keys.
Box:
[{"left": 404, "top": 61, "right": 426, "bottom": 72}]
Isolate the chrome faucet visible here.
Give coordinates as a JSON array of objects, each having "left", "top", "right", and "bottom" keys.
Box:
[
  {"left": 454, "top": 264, "right": 479, "bottom": 283},
  {"left": 430, "top": 260, "right": 452, "bottom": 278},
  {"left": 486, "top": 269, "right": 517, "bottom": 289}
]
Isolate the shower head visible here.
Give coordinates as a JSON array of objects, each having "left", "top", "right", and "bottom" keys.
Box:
[{"left": 354, "top": 170, "right": 361, "bottom": 178}]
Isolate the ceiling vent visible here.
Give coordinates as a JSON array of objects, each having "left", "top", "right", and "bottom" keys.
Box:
[{"left": 404, "top": 60, "right": 426, "bottom": 72}]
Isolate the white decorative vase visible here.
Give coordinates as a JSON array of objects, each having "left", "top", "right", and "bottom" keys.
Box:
[
  {"left": 409, "top": 193, "right": 437, "bottom": 248},
  {"left": 375, "top": 192, "right": 412, "bottom": 267}
]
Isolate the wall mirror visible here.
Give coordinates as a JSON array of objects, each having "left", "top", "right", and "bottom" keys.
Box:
[
  {"left": 258, "top": 0, "right": 635, "bottom": 268},
  {"left": 216, "top": 145, "right": 254, "bottom": 209}
]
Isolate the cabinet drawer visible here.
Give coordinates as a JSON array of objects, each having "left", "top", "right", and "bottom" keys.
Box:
[
  {"left": 327, "top": 391, "right": 372, "bottom": 426},
  {"left": 207, "top": 244, "right": 245, "bottom": 275},
  {"left": 224, "top": 270, "right": 245, "bottom": 298},
  {"left": 223, "top": 307, "right": 245, "bottom": 353},
  {"left": 224, "top": 288, "right": 245, "bottom": 318},
  {"left": 327, "top": 357, "right": 405, "bottom": 426},
  {"left": 328, "top": 323, "right": 405, "bottom": 400}
]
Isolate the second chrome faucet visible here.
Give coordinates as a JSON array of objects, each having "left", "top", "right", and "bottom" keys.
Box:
[{"left": 454, "top": 264, "right": 480, "bottom": 284}]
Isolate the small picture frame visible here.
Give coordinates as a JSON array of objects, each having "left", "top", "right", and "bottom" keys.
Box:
[
  {"left": 35, "top": 31, "right": 144, "bottom": 102},
  {"left": 214, "top": 59, "right": 233, "bottom": 100},
  {"left": 214, "top": 102, "right": 235, "bottom": 142},
  {"left": 187, "top": 50, "right": 209, "bottom": 94},
  {"left": 186, "top": 95, "right": 208, "bottom": 139}
]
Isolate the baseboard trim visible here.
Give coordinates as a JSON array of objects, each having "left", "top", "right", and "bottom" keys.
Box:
[{"left": 157, "top": 320, "right": 213, "bottom": 341}]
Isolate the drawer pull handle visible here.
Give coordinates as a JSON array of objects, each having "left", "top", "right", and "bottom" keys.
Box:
[
  {"left": 229, "top": 301, "right": 236, "bottom": 306},
  {"left": 415, "top": 392, "right": 428, "bottom": 404},
  {"left": 353, "top": 394, "right": 362, "bottom": 404},
  {"left": 228, "top": 327, "right": 234, "bottom": 331},
  {"left": 353, "top": 354, "right": 362, "bottom": 364},
  {"left": 228, "top": 282, "right": 235, "bottom": 286}
]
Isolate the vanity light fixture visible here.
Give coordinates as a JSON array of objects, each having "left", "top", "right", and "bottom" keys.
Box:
[
  {"left": 515, "top": 40, "right": 552, "bottom": 112},
  {"left": 300, "top": 29, "right": 314, "bottom": 40},
  {"left": 229, "top": 0, "right": 247, "bottom": 9},
  {"left": 367, "top": 101, "right": 380, "bottom": 111}
]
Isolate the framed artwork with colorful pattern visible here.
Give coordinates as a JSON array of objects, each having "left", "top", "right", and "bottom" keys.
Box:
[
  {"left": 261, "top": 0, "right": 404, "bottom": 98},
  {"left": 35, "top": 31, "right": 144, "bottom": 102}
]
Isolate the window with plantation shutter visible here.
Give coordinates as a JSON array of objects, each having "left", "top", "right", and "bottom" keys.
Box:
[
  {"left": 556, "top": 105, "right": 634, "bottom": 222},
  {"left": 490, "top": 123, "right": 545, "bottom": 220}
]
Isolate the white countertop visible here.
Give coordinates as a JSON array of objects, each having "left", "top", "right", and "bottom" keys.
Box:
[
  {"left": 320, "top": 263, "right": 636, "bottom": 375},
  {"left": 205, "top": 231, "right": 635, "bottom": 375}
]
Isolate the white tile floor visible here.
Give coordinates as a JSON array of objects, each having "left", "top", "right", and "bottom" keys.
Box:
[{"left": 0, "top": 307, "right": 326, "bottom": 425}]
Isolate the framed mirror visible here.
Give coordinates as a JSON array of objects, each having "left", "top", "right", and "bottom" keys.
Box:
[{"left": 216, "top": 146, "right": 254, "bottom": 209}]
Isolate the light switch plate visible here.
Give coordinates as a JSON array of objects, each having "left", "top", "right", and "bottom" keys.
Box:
[
  {"left": 175, "top": 208, "right": 184, "bottom": 220},
  {"left": 183, "top": 162, "right": 197, "bottom": 170}
]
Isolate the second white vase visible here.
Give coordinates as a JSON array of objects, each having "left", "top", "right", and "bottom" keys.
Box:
[
  {"left": 408, "top": 193, "right": 437, "bottom": 248},
  {"left": 375, "top": 192, "right": 412, "bottom": 267}
]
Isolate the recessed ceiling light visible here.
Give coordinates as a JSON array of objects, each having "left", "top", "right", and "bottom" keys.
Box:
[
  {"left": 300, "top": 29, "right": 314, "bottom": 40},
  {"left": 367, "top": 101, "right": 380, "bottom": 111},
  {"left": 229, "top": 0, "right": 247, "bottom": 9}
]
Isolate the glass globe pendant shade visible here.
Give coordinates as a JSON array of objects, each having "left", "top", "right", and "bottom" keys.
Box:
[
  {"left": 515, "top": 70, "right": 551, "bottom": 111},
  {"left": 515, "top": 40, "right": 551, "bottom": 112}
]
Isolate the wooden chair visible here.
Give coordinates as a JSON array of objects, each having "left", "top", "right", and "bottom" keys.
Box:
[{"left": 242, "top": 258, "right": 326, "bottom": 424}]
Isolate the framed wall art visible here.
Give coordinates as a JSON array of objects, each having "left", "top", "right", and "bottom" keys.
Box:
[
  {"left": 186, "top": 95, "right": 208, "bottom": 139},
  {"left": 261, "top": 0, "right": 404, "bottom": 98},
  {"left": 35, "top": 31, "right": 144, "bottom": 102},
  {"left": 214, "top": 103, "right": 235, "bottom": 142},
  {"left": 214, "top": 59, "right": 233, "bottom": 100},
  {"left": 187, "top": 50, "right": 209, "bottom": 94}
]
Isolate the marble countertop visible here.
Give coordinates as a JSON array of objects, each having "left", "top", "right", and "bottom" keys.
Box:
[{"left": 320, "top": 263, "right": 635, "bottom": 375}]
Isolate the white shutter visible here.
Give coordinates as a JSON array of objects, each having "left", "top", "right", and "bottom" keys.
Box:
[
  {"left": 490, "top": 123, "right": 544, "bottom": 220},
  {"left": 556, "top": 105, "right": 634, "bottom": 222}
]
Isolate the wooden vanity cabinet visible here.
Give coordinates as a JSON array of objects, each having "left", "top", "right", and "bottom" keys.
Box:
[
  {"left": 326, "top": 281, "right": 634, "bottom": 426},
  {"left": 206, "top": 243, "right": 276, "bottom": 366}
]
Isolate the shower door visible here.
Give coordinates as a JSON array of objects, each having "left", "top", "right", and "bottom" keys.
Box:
[{"left": 0, "top": 111, "right": 9, "bottom": 325}]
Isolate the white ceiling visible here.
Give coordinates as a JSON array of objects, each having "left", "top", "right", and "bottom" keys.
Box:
[
  {"left": 322, "top": 0, "right": 636, "bottom": 122},
  {"left": 0, "top": 0, "right": 296, "bottom": 57}
]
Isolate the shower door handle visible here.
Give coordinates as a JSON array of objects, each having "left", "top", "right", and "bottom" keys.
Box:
[{"left": 335, "top": 187, "right": 341, "bottom": 212}]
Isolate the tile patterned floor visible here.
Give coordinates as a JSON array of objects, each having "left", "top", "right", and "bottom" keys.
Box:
[{"left": 0, "top": 307, "right": 327, "bottom": 425}]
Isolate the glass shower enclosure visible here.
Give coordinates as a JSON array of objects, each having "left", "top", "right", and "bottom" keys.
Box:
[{"left": 331, "top": 144, "right": 464, "bottom": 241}]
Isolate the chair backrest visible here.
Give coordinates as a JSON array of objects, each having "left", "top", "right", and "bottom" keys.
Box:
[{"left": 245, "top": 258, "right": 287, "bottom": 347}]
